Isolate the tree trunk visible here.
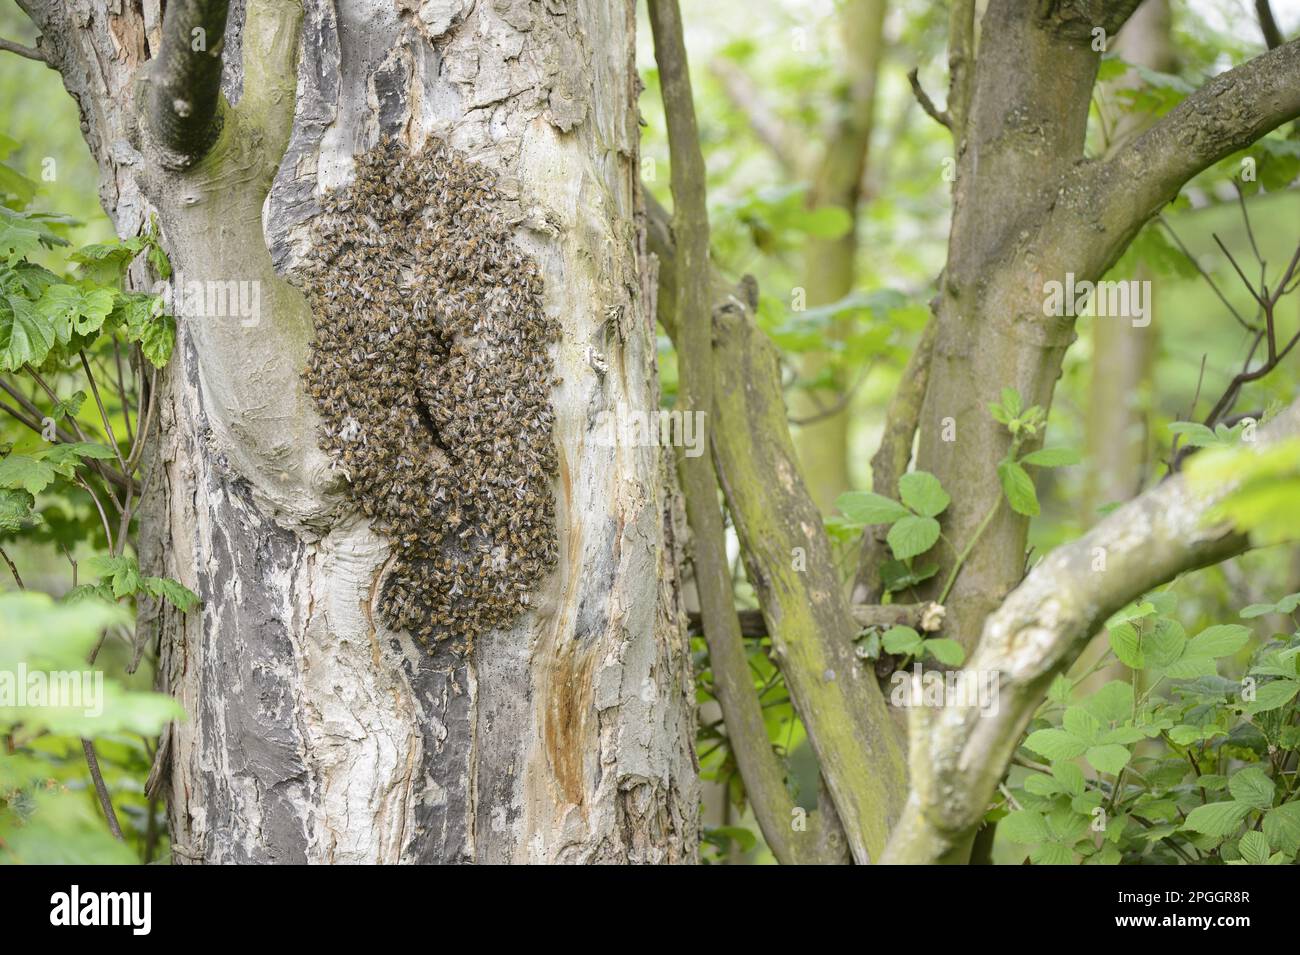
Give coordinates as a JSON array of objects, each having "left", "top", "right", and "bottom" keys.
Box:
[{"left": 24, "top": 0, "right": 698, "bottom": 863}]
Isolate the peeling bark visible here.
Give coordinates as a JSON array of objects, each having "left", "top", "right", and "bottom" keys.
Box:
[{"left": 24, "top": 0, "right": 697, "bottom": 863}]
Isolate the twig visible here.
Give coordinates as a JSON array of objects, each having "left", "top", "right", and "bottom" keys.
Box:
[
  {"left": 907, "top": 68, "right": 952, "bottom": 130},
  {"left": 0, "top": 545, "right": 23, "bottom": 589},
  {"left": 81, "top": 738, "right": 124, "bottom": 840},
  {"left": 0, "top": 36, "right": 46, "bottom": 63}
]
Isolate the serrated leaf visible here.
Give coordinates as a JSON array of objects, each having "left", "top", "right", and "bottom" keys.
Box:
[
  {"left": 922, "top": 637, "right": 964, "bottom": 666},
  {"left": 1244, "top": 680, "right": 1299, "bottom": 714},
  {"left": 0, "top": 289, "right": 56, "bottom": 369},
  {"left": 1000, "top": 809, "right": 1051, "bottom": 844},
  {"left": 1187, "top": 624, "right": 1251, "bottom": 659},
  {"left": 1238, "top": 830, "right": 1270, "bottom": 864},
  {"left": 1020, "top": 447, "right": 1081, "bottom": 468},
  {"left": 1063, "top": 706, "right": 1101, "bottom": 743},
  {"left": 835, "top": 490, "right": 910, "bottom": 525},
  {"left": 898, "top": 470, "right": 949, "bottom": 517},
  {"left": 881, "top": 625, "right": 923, "bottom": 656},
  {"left": 1085, "top": 744, "right": 1131, "bottom": 776},
  {"left": 1263, "top": 802, "right": 1300, "bottom": 853},
  {"left": 143, "top": 575, "right": 200, "bottom": 613},
  {"left": 1024, "top": 728, "right": 1087, "bottom": 761},
  {"left": 1082, "top": 681, "right": 1134, "bottom": 723},
  {"left": 997, "top": 459, "right": 1039, "bottom": 516},
  {"left": 1228, "top": 767, "right": 1275, "bottom": 809},
  {"left": 1108, "top": 622, "right": 1143, "bottom": 668},
  {"left": 0, "top": 453, "right": 57, "bottom": 494},
  {"left": 1184, "top": 800, "right": 1250, "bottom": 837},
  {"left": 887, "top": 514, "right": 940, "bottom": 560},
  {"left": 1029, "top": 842, "right": 1073, "bottom": 865}
]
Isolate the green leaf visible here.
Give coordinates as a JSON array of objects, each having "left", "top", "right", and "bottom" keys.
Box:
[
  {"left": 881, "top": 625, "right": 923, "bottom": 657},
  {"left": 886, "top": 514, "right": 941, "bottom": 560},
  {"left": 36, "top": 283, "right": 116, "bottom": 338},
  {"left": 1245, "top": 680, "right": 1299, "bottom": 714},
  {"left": 1262, "top": 802, "right": 1300, "bottom": 853},
  {"left": 137, "top": 310, "right": 175, "bottom": 367},
  {"left": 1169, "top": 421, "right": 1220, "bottom": 448},
  {"left": 1000, "top": 387, "right": 1022, "bottom": 419},
  {"left": 1029, "top": 842, "right": 1073, "bottom": 865},
  {"left": 922, "top": 637, "right": 965, "bottom": 666},
  {"left": 1085, "top": 744, "right": 1131, "bottom": 776},
  {"left": 142, "top": 575, "right": 200, "bottom": 613},
  {"left": 83, "top": 554, "right": 143, "bottom": 600},
  {"left": 1063, "top": 707, "right": 1101, "bottom": 744},
  {"left": 0, "top": 453, "right": 57, "bottom": 494},
  {"left": 1187, "top": 624, "right": 1251, "bottom": 659},
  {"left": 0, "top": 487, "right": 36, "bottom": 532},
  {"left": 1082, "top": 681, "right": 1134, "bottom": 724},
  {"left": 0, "top": 289, "right": 56, "bottom": 369},
  {"left": 1000, "top": 809, "right": 1051, "bottom": 844},
  {"left": 1183, "top": 800, "right": 1250, "bottom": 837},
  {"left": 997, "top": 459, "right": 1039, "bottom": 516},
  {"left": 1019, "top": 447, "right": 1081, "bottom": 468},
  {"left": 898, "top": 471, "right": 949, "bottom": 518},
  {"left": 1108, "top": 622, "right": 1143, "bottom": 668},
  {"left": 1024, "top": 728, "right": 1087, "bottom": 761},
  {"left": 1238, "top": 830, "right": 1270, "bottom": 864},
  {"left": 1052, "top": 760, "right": 1086, "bottom": 796},
  {"left": 1228, "top": 767, "right": 1274, "bottom": 810},
  {"left": 835, "top": 490, "right": 909, "bottom": 525}
]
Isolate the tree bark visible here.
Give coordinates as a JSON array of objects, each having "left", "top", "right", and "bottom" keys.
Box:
[{"left": 24, "top": 0, "right": 698, "bottom": 863}]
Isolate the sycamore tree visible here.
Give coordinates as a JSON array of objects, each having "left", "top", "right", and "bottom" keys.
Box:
[{"left": 2, "top": 0, "right": 1299, "bottom": 865}]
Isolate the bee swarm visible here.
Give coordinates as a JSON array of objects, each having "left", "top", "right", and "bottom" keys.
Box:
[{"left": 300, "top": 137, "right": 560, "bottom": 655}]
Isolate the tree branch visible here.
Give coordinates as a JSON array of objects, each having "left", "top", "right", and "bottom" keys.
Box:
[
  {"left": 1256, "top": 0, "right": 1285, "bottom": 50},
  {"left": 1090, "top": 39, "right": 1300, "bottom": 253},
  {"left": 882, "top": 399, "right": 1300, "bottom": 864},
  {"left": 946, "top": 0, "right": 975, "bottom": 138},
  {"left": 145, "top": 0, "right": 231, "bottom": 169},
  {"left": 650, "top": 0, "right": 820, "bottom": 865},
  {"left": 647, "top": 189, "right": 906, "bottom": 863},
  {"left": 906, "top": 68, "right": 951, "bottom": 130},
  {"left": 0, "top": 35, "right": 46, "bottom": 63}
]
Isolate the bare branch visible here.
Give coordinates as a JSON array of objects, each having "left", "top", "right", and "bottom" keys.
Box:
[
  {"left": 907, "top": 68, "right": 951, "bottom": 130},
  {"left": 0, "top": 35, "right": 46, "bottom": 63},
  {"left": 883, "top": 399, "right": 1300, "bottom": 864},
  {"left": 1092, "top": 39, "right": 1300, "bottom": 249},
  {"left": 1256, "top": 0, "right": 1285, "bottom": 50}
]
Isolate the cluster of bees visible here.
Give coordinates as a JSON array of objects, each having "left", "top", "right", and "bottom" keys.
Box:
[{"left": 298, "top": 137, "right": 560, "bottom": 655}]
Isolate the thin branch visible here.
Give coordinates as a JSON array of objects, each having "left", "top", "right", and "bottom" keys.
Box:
[
  {"left": 907, "top": 67, "right": 952, "bottom": 130},
  {"left": 1093, "top": 39, "right": 1300, "bottom": 246},
  {"left": 81, "top": 738, "right": 124, "bottom": 840},
  {"left": 0, "top": 545, "right": 23, "bottom": 589},
  {"left": 1256, "top": 0, "right": 1285, "bottom": 50},
  {"left": 0, "top": 35, "right": 46, "bottom": 63}
]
